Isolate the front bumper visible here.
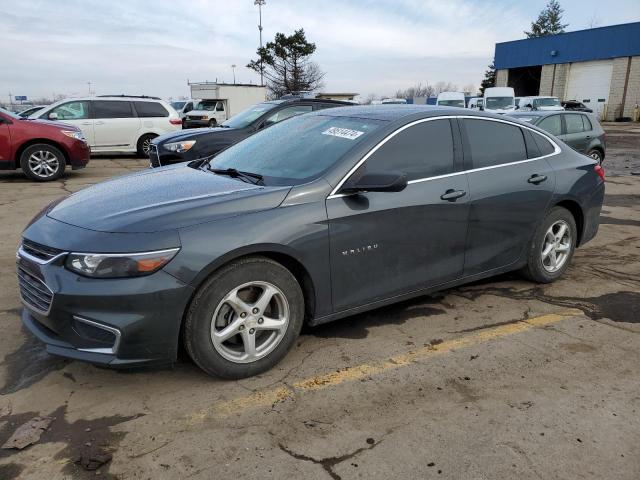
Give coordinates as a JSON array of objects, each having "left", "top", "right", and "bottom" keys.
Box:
[
  {"left": 18, "top": 249, "right": 194, "bottom": 367},
  {"left": 67, "top": 140, "right": 91, "bottom": 168}
]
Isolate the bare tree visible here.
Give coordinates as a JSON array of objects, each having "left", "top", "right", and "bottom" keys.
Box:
[
  {"left": 433, "top": 81, "right": 458, "bottom": 95},
  {"left": 395, "top": 82, "right": 435, "bottom": 100},
  {"left": 462, "top": 84, "right": 477, "bottom": 96}
]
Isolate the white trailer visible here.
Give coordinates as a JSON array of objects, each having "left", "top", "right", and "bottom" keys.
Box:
[{"left": 186, "top": 82, "right": 267, "bottom": 127}]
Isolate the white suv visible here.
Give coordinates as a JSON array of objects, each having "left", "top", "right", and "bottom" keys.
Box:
[{"left": 31, "top": 96, "right": 182, "bottom": 156}]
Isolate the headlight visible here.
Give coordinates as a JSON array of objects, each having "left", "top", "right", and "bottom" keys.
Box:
[
  {"left": 61, "top": 130, "right": 86, "bottom": 142},
  {"left": 164, "top": 140, "right": 196, "bottom": 153},
  {"left": 65, "top": 248, "right": 180, "bottom": 278}
]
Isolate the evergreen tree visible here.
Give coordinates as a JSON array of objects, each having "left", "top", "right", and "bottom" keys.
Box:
[
  {"left": 479, "top": 60, "right": 496, "bottom": 96},
  {"left": 525, "top": 1, "right": 568, "bottom": 38}
]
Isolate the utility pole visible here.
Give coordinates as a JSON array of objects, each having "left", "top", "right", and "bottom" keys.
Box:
[
  {"left": 231, "top": 64, "right": 237, "bottom": 84},
  {"left": 254, "top": 0, "right": 266, "bottom": 86},
  {"left": 87, "top": 81, "right": 92, "bottom": 95}
]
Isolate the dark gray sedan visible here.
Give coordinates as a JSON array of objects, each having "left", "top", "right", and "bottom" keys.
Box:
[
  {"left": 18, "top": 106, "right": 605, "bottom": 379},
  {"left": 509, "top": 111, "right": 606, "bottom": 164}
]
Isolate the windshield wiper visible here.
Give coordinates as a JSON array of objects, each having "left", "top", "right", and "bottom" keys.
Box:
[{"left": 205, "top": 166, "right": 264, "bottom": 185}]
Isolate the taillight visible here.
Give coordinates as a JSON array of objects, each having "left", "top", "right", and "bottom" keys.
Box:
[
  {"left": 595, "top": 164, "right": 605, "bottom": 182},
  {"left": 169, "top": 118, "right": 182, "bottom": 125}
]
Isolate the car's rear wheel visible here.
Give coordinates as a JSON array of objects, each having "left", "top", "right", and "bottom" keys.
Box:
[
  {"left": 137, "top": 133, "right": 157, "bottom": 157},
  {"left": 587, "top": 149, "right": 603, "bottom": 165},
  {"left": 521, "top": 206, "right": 577, "bottom": 283},
  {"left": 208, "top": 119, "right": 217, "bottom": 128},
  {"left": 184, "top": 257, "right": 304, "bottom": 379},
  {"left": 20, "top": 144, "right": 66, "bottom": 181}
]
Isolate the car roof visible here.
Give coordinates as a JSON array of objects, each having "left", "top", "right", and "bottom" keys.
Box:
[
  {"left": 264, "top": 97, "right": 353, "bottom": 106},
  {"left": 510, "top": 111, "right": 563, "bottom": 118},
  {"left": 314, "top": 105, "right": 504, "bottom": 122}
]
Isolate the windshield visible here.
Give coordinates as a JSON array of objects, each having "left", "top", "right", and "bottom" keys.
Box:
[
  {"left": 437, "top": 100, "right": 465, "bottom": 107},
  {"left": 207, "top": 114, "right": 384, "bottom": 186},
  {"left": 0, "top": 106, "right": 21, "bottom": 120},
  {"left": 194, "top": 101, "right": 219, "bottom": 111},
  {"left": 171, "top": 101, "right": 186, "bottom": 110},
  {"left": 485, "top": 97, "right": 514, "bottom": 110},
  {"left": 535, "top": 97, "right": 560, "bottom": 107},
  {"left": 221, "top": 102, "right": 279, "bottom": 129}
]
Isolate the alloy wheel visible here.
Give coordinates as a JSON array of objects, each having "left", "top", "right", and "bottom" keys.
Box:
[
  {"left": 210, "top": 281, "right": 290, "bottom": 363},
  {"left": 541, "top": 220, "right": 571, "bottom": 273},
  {"left": 28, "top": 150, "right": 60, "bottom": 178},
  {"left": 142, "top": 138, "right": 152, "bottom": 155}
]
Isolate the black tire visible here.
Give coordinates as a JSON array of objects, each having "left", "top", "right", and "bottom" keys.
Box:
[
  {"left": 136, "top": 133, "right": 157, "bottom": 157},
  {"left": 586, "top": 148, "right": 603, "bottom": 165},
  {"left": 20, "top": 144, "right": 66, "bottom": 182},
  {"left": 521, "top": 206, "right": 577, "bottom": 283},
  {"left": 184, "top": 256, "right": 304, "bottom": 379},
  {"left": 208, "top": 119, "right": 217, "bottom": 128}
]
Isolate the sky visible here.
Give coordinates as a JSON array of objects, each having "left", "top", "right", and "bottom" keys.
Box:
[{"left": 1, "top": 0, "right": 639, "bottom": 102}]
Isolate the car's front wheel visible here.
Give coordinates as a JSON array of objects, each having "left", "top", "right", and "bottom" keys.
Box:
[
  {"left": 521, "top": 206, "right": 577, "bottom": 283},
  {"left": 184, "top": 257, "right": 304, "bottom": 379},
  {"left": 20, "top": 144, "right": 66, "bottom": 181}
]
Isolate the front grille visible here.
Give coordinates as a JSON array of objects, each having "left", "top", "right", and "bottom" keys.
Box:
[
  {"left": 21, "top": 239, "right": 63, "bottom": 262},
  {"left": 149, "top": 144, "right": 161, "bottom": 167},
  {"left": 17, "top": 264, "right": 53, "bottom": 314}
]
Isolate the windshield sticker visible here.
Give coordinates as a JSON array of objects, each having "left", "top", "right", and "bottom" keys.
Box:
[{"left": 322, "top": 127, "right": 365, "bottom": 140}]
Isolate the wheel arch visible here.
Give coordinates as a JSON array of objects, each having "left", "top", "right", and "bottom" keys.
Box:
[
  {"left": 15, "top": 138, "right": 70, "bottom": 167},
  {"left": 554, "top": 199, "right": 585, "bottom": 246}
]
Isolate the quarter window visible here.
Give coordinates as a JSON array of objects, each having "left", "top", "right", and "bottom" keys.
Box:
[
  {"left": 92, "top": 101, "right": 134, "bottom": 119},
  {"left": 363, "top": 119, "right": 454, "bottom": 181},
  {"left": 463, "top": 119, "right": 526, "bottom": 168},
  {"left": 49, "top": 101, "right": 89, "bottom": 120},
  {"left": 537, "top": 115, "right": 562, "bottom": 136},
  {"left": 531, "top": 131, "right": 556, "bottom": 156},
  {"left": 565, "top": 114, "right": 586, "bottom": 134},
  {"left": 133, "top": 101, "right": 169, "bottom": 117}
]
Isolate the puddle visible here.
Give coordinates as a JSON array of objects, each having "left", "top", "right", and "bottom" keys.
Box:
[
  {"left": 308, "top": 296, "right": 447, "bottom": 339},
  {"left": 0, "top": 332, "right": 69, "bottom": 395},
  {"left": 0, "top": 404, "right": 141, "bottom": 479}
]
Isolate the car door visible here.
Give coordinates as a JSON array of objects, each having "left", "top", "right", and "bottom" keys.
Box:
[
  {"left": 326, "top": 118, "right": 469, "bottom": 311},
  {"left": 91, "top": 100, "right": 141, "bottom": 151},
  {"left": 43, "top": 101, "right": 94, "bottom": 146},
  {"left": 460, "top": 117, "right": 556, "bottom": 276},
  {"left": 0, "top": 116, "right": 11, "bottom": 163},
  {"left": 562, "top": 113, "right": 590, "bottom": 153}
]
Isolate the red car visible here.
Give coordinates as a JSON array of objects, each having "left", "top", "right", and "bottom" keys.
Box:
[{"left": 0, "top": 107, "right": 90, "bottom": 181}]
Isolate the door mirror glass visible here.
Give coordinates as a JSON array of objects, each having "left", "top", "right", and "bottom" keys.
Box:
[
  {"left": 342, "top": 172, "right": 408, "bottom": 194},
  {"left": 48, "top": 112, "right": 58, "bottom": 120}
]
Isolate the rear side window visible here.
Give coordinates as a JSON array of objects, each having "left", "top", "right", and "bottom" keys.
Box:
[
  {"left": 92, "top": 101, "right": 134, "bottom": 119},
  {"left": 364, "top": 119, "right": 454, "bottom": 180},
  {"left": 463, "top": 119, "right": 526, "bottom": 168},
  {"left": 531, "top": 131, "right": 556, "bottom": 156},
  {"left": 537, "top": 115, "right": 562, "bottom": 136},
  {"left": 581, "top": 115, "right": 593, "bottom": 131},
  {"left": 134, "top": 101, "right": 169, "bottom": 118},
  {"left": 565, "top": 114, "right": 586, "bottom": 134}
]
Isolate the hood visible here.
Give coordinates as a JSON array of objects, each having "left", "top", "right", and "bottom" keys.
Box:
[
  {"left": 153, "top": 126, "right": 235, "bottom": 144},
  {"left": 47, "top": 164, "right": 290, "bottom": 233},
  {"left": 187, "top": 109, "right": 215, "bottom": 116},
  {"left": 23, "top": 118, "right": 80, "bottom": 131}
]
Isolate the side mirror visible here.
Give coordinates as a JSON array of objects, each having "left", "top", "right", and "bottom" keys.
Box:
[
  {"left": 478, "top": 105, "right": 484, "bottom": 111},
  {"left": 342, "top": 172, "right": 408, "bottom": 194},
  {"left": 48, "top": 112, "right": 58, "bottom": 120}
]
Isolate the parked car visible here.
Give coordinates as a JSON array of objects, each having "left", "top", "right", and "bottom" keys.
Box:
[
  {"left": 436, "top": 92, "right": 465, "bottom": 108},
  {"left": 31, "top": 95, "right": 182, "bottom": 156},
  {"left": 170, "top": 100, "right": 196, "bottom": 123},
  {"left": 0, "top": 106, "right": 89, "bottom": 181},
  {"left": 467, "top": 97, "right": 483, "bottom": 110},
  {"left": 150, "top": 97, "right": 352, "bottom": 167},
  {"left": 562, "top": 101, "right": 593, "bottom": 113},
  {"left": 19, "top": 106, "right": 604, "bottom": 379},
  {"left": 483, "top": 87, "right": 516, "bottom": 114},
  {"left": 18, "top": 106, "right": 46, "bottom": 118},
  {"left": 517, "top": 96, "right": 563, "bottom": 111},
  {"left": 509, "top": 111, "right": 606, "bottom": 164}
]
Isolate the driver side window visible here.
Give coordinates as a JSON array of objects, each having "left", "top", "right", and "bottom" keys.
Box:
[
  {"left": 263, "top": 105, "right": 313, "bottom": 128},
  {"left": 50, "top": 101, "right": 89, "bottom": 120}
]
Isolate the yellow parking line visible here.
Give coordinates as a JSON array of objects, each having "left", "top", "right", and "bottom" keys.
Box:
[{"left": 187, "top": 309, "right": 582, "bottom": 424}]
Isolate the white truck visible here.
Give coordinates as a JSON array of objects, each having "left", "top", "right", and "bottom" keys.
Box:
[
  {"left": 436, "top": 92, "right": 466, "bottom": 108},
  {"left": 184, "top": 82, "right": 267, "bottom": 128},
  {"left": 517, "top": 96, "right": 564, "bottom": 111},
  {"left": 483, "top": 87, "right": 516, "bottom": 114}
]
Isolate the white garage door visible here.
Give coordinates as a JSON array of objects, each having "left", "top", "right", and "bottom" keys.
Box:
[{"left": 565, "top": 60, "right": 613, "bottom": 117}]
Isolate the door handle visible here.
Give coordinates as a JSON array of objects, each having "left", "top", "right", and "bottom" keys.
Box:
[
  {"left": 81, "top": 122, "right": 92, "bottom": 125},
  {"left": 528, "top": 174, "right": 548, "bottom": 184},
  {"left": 95, "top": 121, "right": 105, "bottom": 125},
  {"left": 440, "top": 189, "right": 466, "bottom": 201}
]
